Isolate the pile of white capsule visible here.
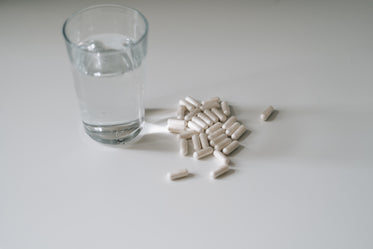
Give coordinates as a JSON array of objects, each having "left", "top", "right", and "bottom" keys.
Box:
[{"left": 167, "top": 96, "right": 250, "bottom": 180}]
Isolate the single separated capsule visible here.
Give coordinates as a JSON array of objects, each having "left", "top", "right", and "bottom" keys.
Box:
[
  {"left": 222, "top": 140, "right": 240, "bottom": 155},
  {"left": 231, "top": 124, "right": 246, "bottom": 140},
  {"left": 203, "top": 110, "right": 219, "bottom": 123},
  {"left": 197, "top": 112, "right": 213, "bottom": 126},
  {"left": 185, "top": 96, "right": 200, "bottom": 107},
  {"left": 221, "top": 101, "right": 230, "bottom": 116},
  {"left": 213, "top": 150, "right": 230, "bottom": 165},
  {"left": 188, "top": 120, "right": 204, "bottom": 133},
  {"left": 261, "top": 105, "right": 274, "bottom": 121},
  {"left": 192, "top": 116, "right": 208, "bottom": 129},
  {"left": 211, "top": 107, "right": 227, "bottom": 122},
  {"left": 199, "top": 133, "right": 210, "bottom": 149},
  {"left": 192, "top": 134, "right": 202, "bottom": 151},
  {"left": 214, "top": 137, "right": 232, "bottom": 151},
  {"left": 222, "top": 116, "right": 237, "bottom": 129},
  {"left": 193, "top": 147, "right": 213, "bottom": 159},
  {"left": 179, "top": 138, "right": 188, "bottom": 156},
  {"left": 205, "top": 122, "right": 222, "bottom": 134},
  {"left": 211, "top": 165, "right": 230, "bottom": 179},
  {"left": 225, "top": 122, "right": 240, "bottom": 136},
  {"left": 179, "top": 99, "right": 194, "bottom": 111},
  {"left": 168, "top": 168, "right": 189, "bottom": 180}
]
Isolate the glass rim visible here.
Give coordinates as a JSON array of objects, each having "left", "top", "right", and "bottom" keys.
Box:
[{"left": 62, "top": 4, "right": 149, "bottom": 50}]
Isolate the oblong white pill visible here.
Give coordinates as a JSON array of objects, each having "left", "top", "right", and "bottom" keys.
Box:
[
  {"left": 188, "top": 121, "right": 204, "bottom": 133},
  {"left": 221, "top": 101, "right": 230, "bottom": 116},
  {"left": 225, "top": 122, "right": 240, "bottom": 136},
  {"left": 177, "top": 105, "right": 186, "bottom": 120},
  {"left": 168, "top": 127, "right": 185, "bottom": 133},
  {"left": 184, "top": 107, "right": 201, "bottom": 121},
  {"left": 211, "top": 107, "right": 227, "bottom": 122},
  {"left": 261, "top": 105, "right": 274, "bottom": 121},
  {"left": 202, "top": 97, "right": 220, "bottom": 105},
  {"left": 179, "top": 138, "right": 188, "bottom": 156},
  {"left": 179, "top": 99, "right": 194, "bottom": 111},
  {"left": 185, "top": 96, "right": 200, "bottom": 107},
  {"left": 214, "top": 137, "right": 232, "bottom": 151},
  {"left": 210, "top": 133, "right": 227, "bottom": 146},
  {"left": 213, "top": 150, "right": 230, "bottom": 165},
  {"left": 208, "top": 128, "right": 225, "bottom": 140},
  {"left": 192, "top": 134, "right": 202, "bottom": 151},
  {"left": 222, "top": 140, "right": 240, "bottom": 155},
  {"left": 197, "top": 112, "right": 213, "bottom": 126},
  {"left": 203, "top": 110, "right": 219, "bottom": 123},
  {"left": 192, "top": 116, "right": 208, "bottom": 129},
  {"left": 168, "top": 168, "right": 189, "bottom": 180},
  {"left": 193, "top": 147, "right": 213, "bottom": 159},
  {"left": 168, "top": 119, "right": 186, "bottom": 129},
  {"left": 231, "top": 125, "right": 247, "bottom": 140},
  {"left": 205, "top": 122, "right": 222, "bottom": 134},
  {"left": 199, "top": 133, "right": 210, "bottom": 149},
  {"left": 178, "top": 130, "right": 197, "bottom": 139},
  {"left": 222, "top": 115, "right": 237, "bottom": 129},
  {"left": 211, "top": 165, "right": 230, "bottom": 178},
  {"left": 200, "top": 101, "right": 220, "bottom": 111}
]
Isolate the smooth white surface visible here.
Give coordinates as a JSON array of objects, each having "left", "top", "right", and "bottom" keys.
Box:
[{"left": 1, "top": 0, "right": 373, "bottom": 248}]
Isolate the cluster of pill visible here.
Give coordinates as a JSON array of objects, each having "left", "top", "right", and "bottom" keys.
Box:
[{"left": 167, "top": 96, "right": 248, "bottom": 180}]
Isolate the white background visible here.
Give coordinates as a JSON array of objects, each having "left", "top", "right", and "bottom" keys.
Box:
[{"left": 1, "top": 0, "right": 373, "bottom": 248}]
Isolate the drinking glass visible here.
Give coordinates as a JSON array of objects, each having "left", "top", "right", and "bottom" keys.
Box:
[{"left": 63, "top": 4, "right": 148, "bottom": 144}]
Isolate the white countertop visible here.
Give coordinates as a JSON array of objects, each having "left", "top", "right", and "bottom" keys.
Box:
[{"left": 1, "top": 0, "right": 373, "bottom": 248}]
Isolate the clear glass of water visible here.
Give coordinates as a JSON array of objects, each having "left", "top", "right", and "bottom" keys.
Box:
[{"left": 62, "top": 4, "right": 148, "bottom": 144}]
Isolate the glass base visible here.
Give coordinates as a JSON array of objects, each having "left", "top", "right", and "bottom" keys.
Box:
[{"left": 83, "top": 120, "right": 143, "bottom": 144}]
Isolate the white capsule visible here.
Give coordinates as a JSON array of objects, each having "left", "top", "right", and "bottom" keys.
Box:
[
  {"left": 210, "top": 133, "right": 227, "bottom": 146},
  {"left": 203, "top": 110, "right": 219, "bottom": 123},
  {"left": 222, "top": 140, "right": 240, "bottom": 155},
  {"left": 179, "top": 99, "right": 194, "bottom": 111},
  {"left": 202, "top": 97, "right": 220, "bottom": 105},
  {"left": 192, "top": 134, "right": 202, "bottom": 151},
  {"left": 184, "top": 107, "right": 201, "bottom": 121},
  {"left": 199, "top": 133, "right": 210, "bottom": 149},
  {"left": 222, "top": 116, "right": 237, "bottom": 129},
  {"left": 178, "top": 130, "right": 197, "bottom": 139},
  {"left": 168, "top": 168, "right": 189, "bottom": 180},
  {"left": 225, "top": 122, "right": 240, "bottom": 136},
  {"left": 193, "top": 147, "right": 213, "bottom": 159},
  {"left": 231, "top": 125, "right": 247, "bottom": 140},
  {"left": 168, "top": 119, "right": 186, "bottom": 129},
  {"left": 211, "top": 107, "right": 227, "bottom": 122},
  {"left": 213, "top": 150, "right": 230, "bottom": 165},
  {"left": 179, "top": 138, "right": 188, "bottom": 156},
  {"left": 208, "top": 128, "right": 225, "bottom": 140},
  {"left": 205, "top": 122, "right": 222, "bottom": 134},
  {"left": 211, "top": 165, "right": 230, "bottom": 178},
  {"left": 214, "top": 137, "right": 232, "bottom": 151},
  {"left": 177, "top": 105, "right": 186, "bottom": 120},
  {"left": 187, "top": 120, "right": 204, "bottom": 133},
  {"left": 261, "top": 105, "right": 274, "bottom": 121},
  {"left": 200, "top": 101, "right": 220, "bottom": 111},
  {"left": 192, "top": 116, "right": 208, "bottom": 129},
  {"left": 197, "top": 112, "right": 213, "bottom": 126},
  {"left": 185, "top": 96, "right": 200, "bottom": 107},
  {"left": 221, "top": 101, "right": 230, "bottom": 116}
]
